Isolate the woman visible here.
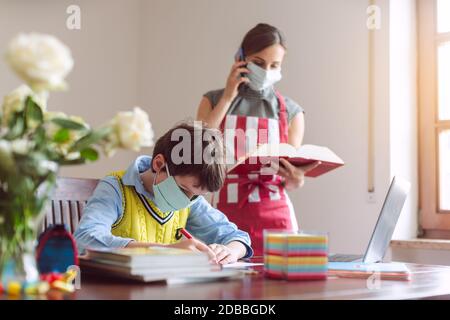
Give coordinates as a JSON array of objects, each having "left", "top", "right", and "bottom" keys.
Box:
[{"left": 196, "top": 23, "right": 318, "bottom": 255}]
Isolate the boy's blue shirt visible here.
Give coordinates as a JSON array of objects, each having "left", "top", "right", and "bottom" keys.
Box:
[{"left": 73, "top": 155, "right": 253, "bottom": 258}]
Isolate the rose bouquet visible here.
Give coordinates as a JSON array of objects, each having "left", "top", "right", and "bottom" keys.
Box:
[{"left": 0, "top": 33, "right": 154, "bottom": 283}]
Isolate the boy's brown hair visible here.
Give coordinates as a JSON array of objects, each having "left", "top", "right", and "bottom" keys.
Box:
[{"left": 151, "top": 121, "right": 226, "bottom": 192}]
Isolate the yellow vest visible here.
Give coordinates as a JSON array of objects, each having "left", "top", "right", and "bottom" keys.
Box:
[{"left": 109, "top": 170, "right": 190, "bottom": 244}]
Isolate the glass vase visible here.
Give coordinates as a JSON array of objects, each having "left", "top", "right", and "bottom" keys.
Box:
[{"left": 0, "top": 240, "right": 39, "bottom": 286}]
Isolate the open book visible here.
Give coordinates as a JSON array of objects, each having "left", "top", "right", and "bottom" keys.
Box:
[{"left": 228, "top": 144, "right": 344, "bottom": 177}]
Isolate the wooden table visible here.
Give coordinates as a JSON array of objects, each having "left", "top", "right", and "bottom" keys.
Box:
[{"left": 64, "top": 261, "right": 450, "bottom": 300}]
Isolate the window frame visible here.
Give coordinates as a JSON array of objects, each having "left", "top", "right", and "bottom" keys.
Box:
[{"left": 418, "top": 0, "right": 450, "bottom": 238}]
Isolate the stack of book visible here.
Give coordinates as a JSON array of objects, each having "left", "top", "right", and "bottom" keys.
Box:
[
  {"left": 264, "top": 232, "right": 329, "bottom": 280},
  {"left": 80, "top": 246, "right": 232, "bottom": 283}
]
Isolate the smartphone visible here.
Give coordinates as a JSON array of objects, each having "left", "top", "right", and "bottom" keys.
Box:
[
  {"left": 234, "top": 47, "right": 247, "bottom": 78},
  {"left": 235, "top": 47, "right": 245, "bottom": 62}
]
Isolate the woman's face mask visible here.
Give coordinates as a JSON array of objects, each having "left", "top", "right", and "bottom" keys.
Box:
[
  {"left": 246, "top": 61, "right": 282, "bottom": 91},
  {"left": 152, "top": 165, "right": 192, "bottom": 212}
]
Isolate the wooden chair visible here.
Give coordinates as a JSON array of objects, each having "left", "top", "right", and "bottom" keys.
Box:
[{"left": 42, "top": 177, "right": 99, "bottom": 234}]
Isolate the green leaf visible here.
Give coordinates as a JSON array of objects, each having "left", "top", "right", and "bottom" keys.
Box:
[
  {"left": 53, "top": 128, "right": 70, "bottom": 143},
  {"left": 58, "top": 158, "right": 86, "bottom": 165},
  {"left": 25, "top": 96, "right": 43, "bottom": 126},
  {"left": 80, "top": 147, "right": 99, "bottom": 161},
  {"left": 5, "top": 114, "right": 25, "bottom": 139},
  {"left": 33, "top": 126, "right": 46, "bottom": 145},
  {"left": 51, "top": 118, "right": 87, "bottom": 130},
  {"left": 69, "top": 126, "right": 112, "bottom": 152}
]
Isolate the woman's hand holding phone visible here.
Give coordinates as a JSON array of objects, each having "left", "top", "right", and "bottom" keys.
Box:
[
  {"left": 196, "top": 50, "right": 250, "bottom": 129},
  {"left": 223, "top": 60, "right": 250, "bottom": 102}
]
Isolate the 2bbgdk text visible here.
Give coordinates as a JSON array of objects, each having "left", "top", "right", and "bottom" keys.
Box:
[{"left": 174, "top": 304, "right": 276, "bottom": 318}]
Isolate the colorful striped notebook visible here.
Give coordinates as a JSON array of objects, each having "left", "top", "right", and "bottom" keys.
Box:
[{"left": 264, "top": 231, "right": 328, "bottom": 281}]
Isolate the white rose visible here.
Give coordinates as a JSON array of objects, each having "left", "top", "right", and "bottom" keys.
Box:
[
  {"left": 11, "top": 139, "right": 34, "bottom": 155},
  {"left": 65, "top": 151, "right": 81, "bottom": 161},
  {"left": 101, "top": 131, "right": 119, "bottom": 158},
  {"left": 5, "top": 33, "right": 74, "bottom": 92},
  {"left": 37, "top": 159, "right": 58, "bottom": 173},
  {"left": 2, "top": 85, "right": 48, "bottom": 126},
  {"left": 112, "top": 107, "right": 154, "bottom": 152},
  {"left": 2, "top": 84, "right": 32, "bottom": 113},
  {"left": 2, "top": 85, "right": 32, "bottom": 125}
]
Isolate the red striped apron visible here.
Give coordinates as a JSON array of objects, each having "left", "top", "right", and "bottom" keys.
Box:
[{"left": 217, "top": 91, "right": 296, "bottom": 256}]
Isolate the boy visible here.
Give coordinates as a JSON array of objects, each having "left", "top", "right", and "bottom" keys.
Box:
[{"left": 74, "top": 122, "right": 253, "bottom": 264}]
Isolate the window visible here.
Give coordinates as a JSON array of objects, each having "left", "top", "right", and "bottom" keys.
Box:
[
  {"left": 419, "top": 0, "right": 450, "bottom": 238},
  {"left": 437, "top": 5, "right": 450, "bottom": 212},
  {"left": 439, "top": 129, "right": 450, "bottom": 211},
  {"left": 437, "top": 0, "right": 450, "bottom": 33}
]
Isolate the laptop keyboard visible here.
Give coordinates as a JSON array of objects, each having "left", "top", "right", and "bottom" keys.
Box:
[{"left": 328, "top": 254, "right": 363, "bottom": 262}]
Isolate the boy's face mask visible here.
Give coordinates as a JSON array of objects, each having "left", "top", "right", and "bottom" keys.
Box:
[
  {"left": 246, "top": 61, "right": 282, "bottom": 91},
  {"left": 152, "top": 165, "right": 192, "bottom": 212}
]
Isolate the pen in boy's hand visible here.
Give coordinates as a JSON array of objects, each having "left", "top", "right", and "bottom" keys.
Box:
[
  {"left": 180, "top": 228, "right": 218, "bottom": 264},
  {"left": 180, "top": 228, "right": 193, "bottom": 239}
]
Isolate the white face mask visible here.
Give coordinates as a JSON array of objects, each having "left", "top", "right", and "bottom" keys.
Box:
[{"left": 246, "top": 62, "right": 282, "bottom": 91}]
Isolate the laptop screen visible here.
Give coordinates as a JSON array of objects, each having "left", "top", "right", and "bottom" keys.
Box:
[{"left": 363, "top": 176, "right": 411, "bottom": 263}]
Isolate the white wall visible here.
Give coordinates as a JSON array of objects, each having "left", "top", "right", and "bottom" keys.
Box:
[
  {"left": 0, "top": 0, "right": 145, "bottom": 178},
  {"left": 0, "top": 0, "right": 419, "bottom": 254},
  {"left": 392, "top": 247, "right": 450, "bottom": 266}
]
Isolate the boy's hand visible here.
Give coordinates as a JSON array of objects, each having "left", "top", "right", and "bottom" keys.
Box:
[
  {"left": 170, "top": 239, "right": 218, "bottom": 264},
  {"left": 208, "top": 243, "right": 241, "bottom": 265}
]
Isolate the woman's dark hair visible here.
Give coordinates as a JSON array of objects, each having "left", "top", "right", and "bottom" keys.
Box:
[{"left": 240, "top": 23, "right": 286, "bottom": 57}]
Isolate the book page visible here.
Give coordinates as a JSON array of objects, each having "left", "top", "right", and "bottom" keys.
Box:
[
  {"left": 251, "top": 143, "right": 297, "bottom": 157},
  {"left": 222, "top": 262, "right": 264, "bottom": 269},
  {"left": 296, "top": 144, "right": 344, "bottom": 164},
  {"left": 250, "top": 143, "right": 344, "bottom": 164}
]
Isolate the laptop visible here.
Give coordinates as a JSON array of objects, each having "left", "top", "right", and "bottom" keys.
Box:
[{"left": 328, "top": 176, "right": 411, "bottom": 263}]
